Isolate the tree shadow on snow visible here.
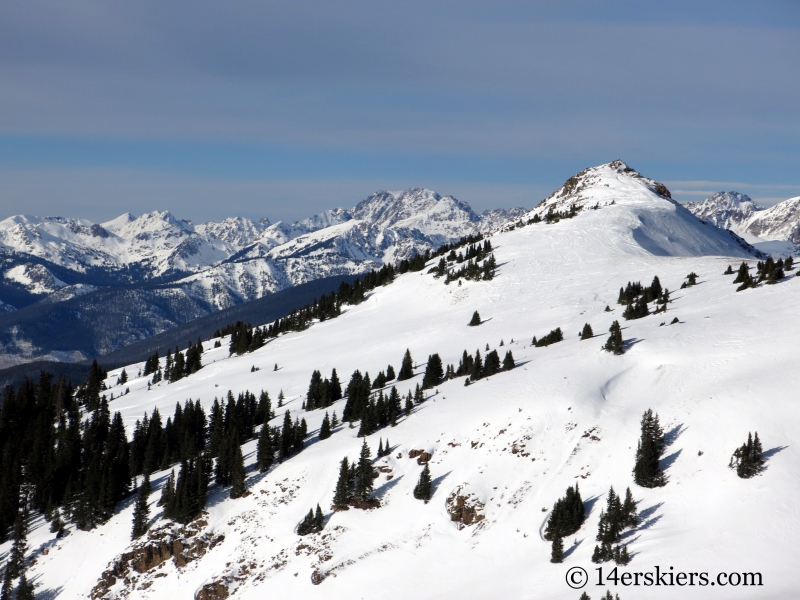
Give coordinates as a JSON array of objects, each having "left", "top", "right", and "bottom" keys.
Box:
[
  {"left": 430, "top": 471, "right": 452, "bottom": 498},
  {"left": 582, "top": 495, "right": 601, "bottom": 518},
  {"left": 563, "top": 538, "right": 584, "bottom": 559},
  {"left": 762, "top": 446, "right": 788, "bottom": 462},
  {"left": 664, "top": 423, "right": 686, "bottom": 449},
  {"left": 622, "top": 338, "right": 644, "bottom": 351},
  {"left": 372, "top": 475, "right": 404, "bottom": 501},
  {"left": 660, "top": 449, "right": 682, "bottom": 475},
  {"left": 30, "top": 574, "right": 62, "bottom": 600}
]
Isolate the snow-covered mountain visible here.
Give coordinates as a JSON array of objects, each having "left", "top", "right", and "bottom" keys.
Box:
[
  {"left": 684, "top": 191, "right": 762, "bottom": 232},
  {"left": 0, "top": 189, "right": 523, "bottom": 366},
  {"left": 686, "top": 191, "right": 800, "bottom": 250},
  {"left": 8, "top": 160, "right": 796, "bottom": 600}
]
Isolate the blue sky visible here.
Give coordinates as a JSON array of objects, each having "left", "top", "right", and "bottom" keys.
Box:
[{"left": 1, "top": 0, "right": 798, "bottom": 223}]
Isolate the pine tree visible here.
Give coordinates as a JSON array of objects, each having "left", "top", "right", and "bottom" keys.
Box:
[
  {"left": 314, "top": 504, "right": 324, "bottom": 531},
  {"left": 469, "top": 311, "right": 481, "bottom": 326},
  {"left": 405, "top": 393, "right": 413, "bottom": 416},
  {"left": 580, "top": 323, "right": 593, "bottom": 340},
  {"left": 0, "top": 565, "right": 11, "bottom": 600},
  {"left": 603, "top": 320, "right": 624, "bottom": 355},
  {"left": 331, "top": 411, "right": 339, "bottom": 428},
  {"left": 257, "top": 424, "right": 274, "bottom": 472},
  {"left": 615, "top": 544, "right": 631, "bottom": 566},
  {"left": 332, "top": 457, "right": 351, "bottom": 509},
  {"left": 8, "top": 513, "right": 27, "bottom": 579},
  {"left": 354, "top": 440, "right": 374, "bottom": 502},
  {"left": 422, "top": 354, "right": 444, "bottom": 389},
  {"left": 633, "top": 409, "right": 665, "bottom": 487},
  {"left": 160, "top": 470, "right": 175, "bottom": 517},
  {"left": 502, "top": 350, "right": 515, "bottom": 370},
  {"left": 413, "top": 463, "right": 432, "bottom": 502},
  {"left": 297, "top": 508, "right": 315, "bottom": 535},
  {"left": 579, "top": 593, "right": 591, "bottom": 600},
  {"left": 15, "top": 572, "right": 34, "bottom": 600},
  {"left": 398, "top": 349, "right": 414, "bottom": 381},
  {"left": 230, "top": 443, "right": 246, "bottom": 498},
  {"left": 731, "top": 431, "right": 764, "bottom": 478},
  {"left": 131, "top": 473, "right": 151, "bottom": 539},
  {"left": 550, "top": 534, "right": 564, "bottom": 563},
  {"left": 319, "top": 412, "right": 332, "bottom": 440}
]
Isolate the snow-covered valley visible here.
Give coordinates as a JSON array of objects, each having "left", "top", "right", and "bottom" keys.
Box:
[{"left": 3, "top": 162, "right": 797, "bottom": 599}]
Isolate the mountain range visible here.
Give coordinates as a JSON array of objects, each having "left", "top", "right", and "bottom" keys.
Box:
[
  {"left": 0, "top": 189, "right": 524, "bottom": 368},
  {"left": 6, "top": 160, "right": 797, "bottom": 600}
]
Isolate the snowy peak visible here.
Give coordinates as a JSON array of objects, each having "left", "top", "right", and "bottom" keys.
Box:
[
  {"left": 352, "top": 188, "right": 480, "bottom": 231},
  {"left": 195, "top": 217, "right": 266, "bottom": 247},
  {"left": 684, "top": 192, "right": 762, "bottom": 233},
  {"left": 114, "top": 210, "right": 194, "bottom": 240},
  {"left": 535, "top": 160, "right": 672, "bottom": 215},
  {"left": 685, "top": 192, "right": 800, "bottom": 246},
  {"left": 520, "top": 161, "right": 760, "bottom": 259},
  {"left": 747, "top": 196, "right": 800, "bottom": 243}
]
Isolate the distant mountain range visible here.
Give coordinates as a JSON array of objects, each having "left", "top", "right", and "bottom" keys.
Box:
[
  {"left": 0, "top": 189, "right": 524, "bottom": 367},
  {"left": 685, "top": 191, "right": 800, "bottom": 249},
  {"left": 2, "top": 167, "right": 798, "bottom": 372}
]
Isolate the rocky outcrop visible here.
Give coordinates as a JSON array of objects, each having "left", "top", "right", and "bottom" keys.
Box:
[
  {"left": 446, "top": 485, "right": 486, "bottom": 530},
  {"left": 91, "top": 515, "right": 224, "bottom": 599}
]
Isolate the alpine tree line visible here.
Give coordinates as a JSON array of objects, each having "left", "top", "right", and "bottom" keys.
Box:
[
  {"left": 304, "top": 346, "right": 516, "bottom": 440},
  {"left": 141, "top": 340, "right": 204, "bottom": 385}
]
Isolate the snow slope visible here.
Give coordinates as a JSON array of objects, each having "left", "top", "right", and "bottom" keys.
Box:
[{"left": 9, "top": 163, "right": 797, "bottom": 600}]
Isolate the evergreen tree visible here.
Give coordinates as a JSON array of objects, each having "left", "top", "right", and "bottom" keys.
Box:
[
  {"left": 414, "top": 383, "right": 425, "bottom": 404},
  {"left": 331, "top": 411, "right": 339, "bottom": 428},
  {"left": 580, "top": 323, "right": 594, "bottom": 340},
  {"left": 422, "top": 354, "right": 444, "bottom": 389},
  {"left": 319, "top": 412, "right": 332, "bottom": 440},
  {"left": 413, "top": 463, "right": 432, "bottom": 502},
  {"left": 0, "top": 565, "right": 11, "bottom": 600},
  {"left": 386, "top": 365, "right": 396, "bottom": 381},
  {"left": 398, "top": 350, "right": 414, "bottom": 381},
  {"left": 633, "top": 409, "right": 665, "bottom": 488},
  {"left": 469, "top": 311, "right": 481, "bottom": 326},
  {"left": 131, "top": 473, "right": 151, "bottom": 539},
  {"left": 603, "top": 321, "right": 624, "bottom": 355},
  {"left": 314, "top": 504, "right": 324, "bottom": 531},
  {"left": 297, "top": 509, "right": 315, "bottom": 535},
  {"left": 483, "top": 350, "right": 501, "bottom": 376},
  {"left": 159, "top": 470, "right": 175, "bottom": 514},
  {"left": 332, "top": 457, "right": 351, "bottom": 509},
  {"left": 354, "top": 440, "right": 374, "bottom": 502},
  {"left": 731, "top": 432, "right": 764, "bottom": 478},
  {"left": 544, "top": 483, "right": 585, "bottom": 540},
  {"left": 550, "top": 534, "right": 564, "bottom": 563},
  {"left": 8, "top": 512, "right": 27, "bottom": 579},
  {"left": 15, "top": 572, "right": 34, "bottom": 600},
  {"left": 230, "top": 443, "right": 246, "bottom": 498},
  {"left": 256, "top": 424, "right": 274, "bottom": 472},
  {"left": 502, "top": 350, "right": 515, "bottom": 370},
  {"left": 404, "top": 394, "right": 414, "bottom": 416},
  {"left": 470, "top": 350, "right": 483, "bottom": 381},
  {"left": 377, "top": 438, "right": 384, "bottom": 457}
]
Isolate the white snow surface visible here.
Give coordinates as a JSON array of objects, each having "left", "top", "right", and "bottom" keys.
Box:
[{"left": 9, "top": 172, "right": 798, "bottom": 599}]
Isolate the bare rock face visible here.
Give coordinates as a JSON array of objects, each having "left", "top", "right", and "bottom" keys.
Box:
[
  {"left": 446, "top": 485, "right": 486, "bottom": 530},
  {"left": 195, "top": 581, "right": 230, "bottom": 600},
  {"left": 91, "top": 515, "right": 224, "bottom": 600},
  {"left": 408, "top": 449, "right": 432, "bottom": 464}
]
